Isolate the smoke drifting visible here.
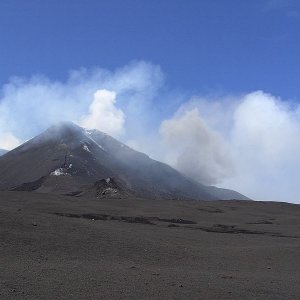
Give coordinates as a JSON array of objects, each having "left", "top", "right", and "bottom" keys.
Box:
[
  {"left": 0, "top": 132, "right": 20, "bottom": 150},
  {"left": 0, "top": 61, "right": 163, "bottom": 148},
  {"left": 1, "top": 61, "right": 300, "bottom": 202},
  {"left": 164, "top": 91, "right": 300, "bottom": 202},
  {"left": 80, "top": 90, "right": 125, "bottom": 136},
  {"left": 160, "top": 108, "right": 234, "bottom": 185}
]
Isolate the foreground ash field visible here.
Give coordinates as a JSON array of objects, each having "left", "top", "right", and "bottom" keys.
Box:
[
  {"left": 0, "top": 122, "right": 299, "bottom": 299},
  {"left": 1, "top": 192, "right": 300, "bottom": 299}
]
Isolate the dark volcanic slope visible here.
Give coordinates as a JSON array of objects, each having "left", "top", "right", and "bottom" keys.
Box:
[
  {"left": 0, "top": 122, "right": 248, "bottom": 200},
  {"left": 0, "top": 192, "right": 299, "bottom": 299}
]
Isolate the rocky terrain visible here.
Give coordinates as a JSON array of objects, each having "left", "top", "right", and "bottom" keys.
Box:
[
  {"left": 0, "top": 122, "right": 248, "bottom": 201},
  {"left": 0, "top": 191, "right": 299, "bottom": 299}
]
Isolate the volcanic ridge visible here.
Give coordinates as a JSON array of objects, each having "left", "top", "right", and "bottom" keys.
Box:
[{"left": 0, "top": 122, "right": 248, "bottom": 200}]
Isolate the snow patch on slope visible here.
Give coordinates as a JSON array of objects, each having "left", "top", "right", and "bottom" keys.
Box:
[
  {"left": 83, "top": 144, "right": 91, "bottom": 153},
  {"left": 51, "top": 168, "right": 70, "bottom": 176},
  {"left": 83, "top": 130, "right": 105, "bottom": 151}
]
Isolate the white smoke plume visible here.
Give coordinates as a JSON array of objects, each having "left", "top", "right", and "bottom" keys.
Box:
[
  {"left": 0, "top": 132, "right": 20, "bottom": 150},
  {"left": 161, "top": 91, "right": 300, "bottom": 202},
  {"left": 0, "top": 61, "right": 163, "bottom": 148},
  {"left": 80, "top": 90, "right": 125, "bottom": 136},
  {"left": 1, "top": 61, "right": 300, "bottom": 203}
]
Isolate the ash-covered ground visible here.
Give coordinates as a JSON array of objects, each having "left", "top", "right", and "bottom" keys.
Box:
[{"left": 0, "top": 191, "right": 299, "bottom": 299}]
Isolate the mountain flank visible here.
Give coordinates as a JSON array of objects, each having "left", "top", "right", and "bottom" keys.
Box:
[{"left": 0, "top": 122, "right": 248, "bottom": 200}]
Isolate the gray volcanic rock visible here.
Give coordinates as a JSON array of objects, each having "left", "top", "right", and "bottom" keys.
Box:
[{"left": 0, "top": 122, "right": 249, "bottom": 200}]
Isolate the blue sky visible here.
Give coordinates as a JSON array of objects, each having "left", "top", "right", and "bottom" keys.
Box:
[
  {"left": 0, "top": 0, "right": 299, "bottom": 99},
  {"left": 1, "top": 0, "right": 300, "bottom": 202}
]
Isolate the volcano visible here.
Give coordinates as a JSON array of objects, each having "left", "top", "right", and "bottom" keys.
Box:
[{"left": 0, "top": 122, "right": 248, "bottom": 200}]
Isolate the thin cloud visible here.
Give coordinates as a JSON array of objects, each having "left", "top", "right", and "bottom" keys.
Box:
[
  {"left": 264, "top": 0, "right": 300, "bottom": 18},
  {"left": 265, "top": 0, "right": 295, "bottom": 10}
]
